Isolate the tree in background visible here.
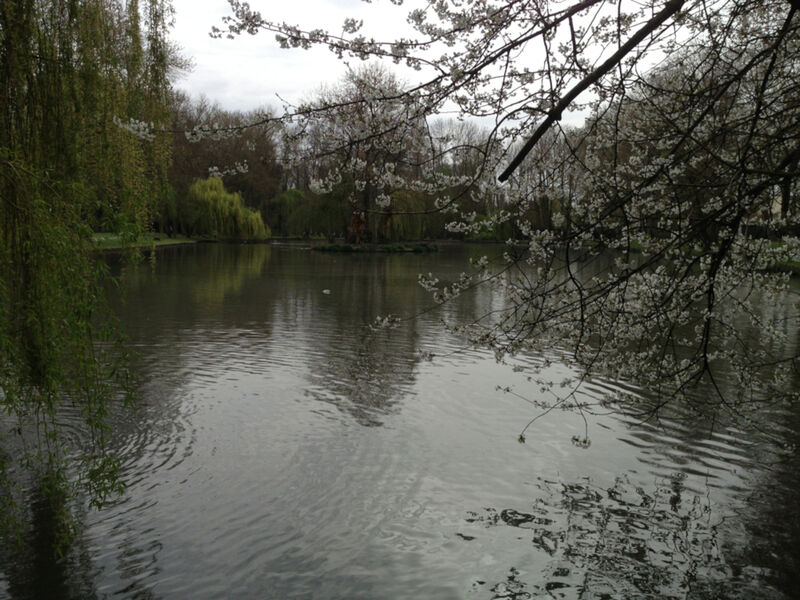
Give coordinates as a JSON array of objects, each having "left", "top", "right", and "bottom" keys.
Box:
[
  {"left": 274, "top": 64, "right": 516, "bottom": 242},
  {"left": 291, "top": 64, "right": 432, "bottom": 242},
  {"left": 170, "top": 65, "right": 506, "bottom": 242},
  {"left": 169, "top": 92, "right": 282, "bottom": 235},
  {"left": 185, "top": 177, "right": 270, "bottom": 240},
  {"left": 218, "top": 0, "right": 800, "bottom": 432}
]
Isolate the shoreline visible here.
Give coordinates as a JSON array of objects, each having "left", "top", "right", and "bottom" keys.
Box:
[{"left": 92, "top": 236, "right": 800, "bottom": 276}]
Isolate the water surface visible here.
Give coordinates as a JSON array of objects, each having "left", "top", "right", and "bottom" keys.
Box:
[{"left": 1, "top": 243, "right": 798, "bottom": 599}]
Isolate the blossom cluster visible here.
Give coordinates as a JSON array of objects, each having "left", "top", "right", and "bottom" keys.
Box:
[
  {"left": 208, "top": 161, "right": 249, "bottom": 178},
  {"left": 112, "top": 116, "right": 157, "bottom": 141},
  {"left": 209, "top": 0, "right": 800, "bottom": 429}
]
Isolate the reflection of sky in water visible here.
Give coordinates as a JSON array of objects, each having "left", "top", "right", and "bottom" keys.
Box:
[{"left": 1, "top": 243, "right": 797, "bottom": 599}]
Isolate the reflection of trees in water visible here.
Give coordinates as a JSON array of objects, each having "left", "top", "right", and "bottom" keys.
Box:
[
  {"left": 306, "top": 327, "right": 419, "bottom": 426},
  {"left": 111, "top": 243, "right": 272, "bottom": 317},
  {"left": 480, "top": 283, "right": 796, "bottom": 599},
  {"left": 522, "top": 392, "right": 799, "bottom": 599},
  {"left": 471, "top": 475, "right": 772, "bottom": 600},
  {"left": 0, "top": 396, "right": 182, "bottom": 599},
  {"left": 738, "top": 452, "right": 800, "bottom": 597},
  {"left": 109, "top": 243, "right": 279, "bottom": 397},
  {"left": 0, "top": 398, "right": 175, "bottom": 600},
  {"left": 0, "top": 480, "right": 98, "bottom": 600},
  {"left": 186, "top": 243, "right": 272, "bottom": 306},
  {"left": 593, "top": 290, "right": 800, "bottom": 598},
  {"left": 273, "top": 251, "right": 428, "bottom": 426},
  {"left": 731, "top": 374, "right": 800, "bottom": 597},
  {"left": 0, "top": 244, "right": 277, "bottom": 599}
]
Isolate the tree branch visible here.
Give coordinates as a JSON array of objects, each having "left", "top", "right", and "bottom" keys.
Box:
[{"left": 498, "top": 0, "right": 685, "bottom": 182}]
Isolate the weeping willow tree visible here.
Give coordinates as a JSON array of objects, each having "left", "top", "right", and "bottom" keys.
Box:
[
  {"left": 0, "top": 0, "right": 174, "bottom": 546},
  {"left": 186, "top": 177, "right": 270, "bottom": 240}
]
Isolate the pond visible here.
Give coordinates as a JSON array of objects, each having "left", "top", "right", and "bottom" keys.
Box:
[{"left": 1, "top": 243, "right": 799, "bottom": 599}]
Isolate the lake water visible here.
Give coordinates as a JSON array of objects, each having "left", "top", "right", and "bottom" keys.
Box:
[{"left": 1, "top": 243, "right": 799, "bottom": 599}]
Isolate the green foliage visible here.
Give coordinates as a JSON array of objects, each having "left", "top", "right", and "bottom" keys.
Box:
[
  {"left": 262, "top": 188, "right": 304, "bottom": 236},
  {"left": 291, "top": 191, "right": 350, "bottom": 239},
  {"left": 267, "top": 188, "right": 350, "bottom": 239},
  {"left": 385, "top": 190, "right": 449, "bottom": 241},
  {"left": 169, "top": 93, "right": 283, "bottom": 235},
  {"left": 92, "top": 232, "right": 195, "bottom": 250},
  {"left": 0, "top": 155, "right": 131, "bottom": 544},
  {"left": 186, "top": 177, "right": 271, "bottom": 240},
  {"left": 0, "top": 0, "right": 174, "bottom": 550}
]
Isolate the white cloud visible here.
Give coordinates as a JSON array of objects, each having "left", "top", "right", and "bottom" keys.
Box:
[{"left": 170, "top": 0, "right": 416, "bottom": 111}]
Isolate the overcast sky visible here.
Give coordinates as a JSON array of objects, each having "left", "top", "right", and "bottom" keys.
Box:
[
  {"left": 170, "top": 0, "right": 596, "bottom": 130},
  {"left": 171, "top": 0, "right": 417, "bottom": 112}
]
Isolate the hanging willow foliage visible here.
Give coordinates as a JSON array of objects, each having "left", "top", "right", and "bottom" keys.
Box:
[
  {"left": 0, "top": 0, "right": 174, "bottom": 545},
  {"left": 186, "top": 177, "right": 271, "bottom": 240}
]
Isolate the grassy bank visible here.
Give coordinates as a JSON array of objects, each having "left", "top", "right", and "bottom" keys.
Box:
[{"left": 92, "top": 233, "right": 196, "bottom": 251}]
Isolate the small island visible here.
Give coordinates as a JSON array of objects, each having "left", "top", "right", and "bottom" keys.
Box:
[{"left": 312, "top": 242, "right": 438, "bottom": 253}]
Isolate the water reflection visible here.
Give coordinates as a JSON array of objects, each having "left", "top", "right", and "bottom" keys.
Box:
[
  {"left": 94, "top": 244, "right": 445, "bottom": 597},
  {"left": 472, "top": 379, "right": 800, "bottom": 599},
  {"left": 732, "top": 377, "right": 800, "bottom": 597},
  {"left": 115, "top": 243, "right": 273, "bottom": 310},
  {"left": 110, "top": 244, "right": 439, "bottom": 425},
  {"left": 290, "top": 254, "right": 430, "bottom": 425},
  {"left": 0, "top": 482, "right": 98, "bottom": 600},
  {"left": 305, "top": 327, "right": 416, "bottom": 426},
  {"left": 474, "top": 474, "right": 732, "bottom": 599},
  {"left": 0, "top": 243, "right": 797, "bottom": 599}
]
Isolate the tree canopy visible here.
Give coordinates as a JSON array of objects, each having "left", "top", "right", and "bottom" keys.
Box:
[{"left": 216, "top": 0, "right": 800, "bottom": 431}]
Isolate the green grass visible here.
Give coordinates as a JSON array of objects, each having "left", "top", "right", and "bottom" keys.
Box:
[
  {"left": 765, "top": 240, "right": 800, "bottom": 274},
  {"left": 92, "top": 232, "right": 196, "bottom": 250}
]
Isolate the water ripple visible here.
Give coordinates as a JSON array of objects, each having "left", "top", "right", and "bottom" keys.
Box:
[{"left": 4, "top": 244, "right": 796, "bottom": 600}]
